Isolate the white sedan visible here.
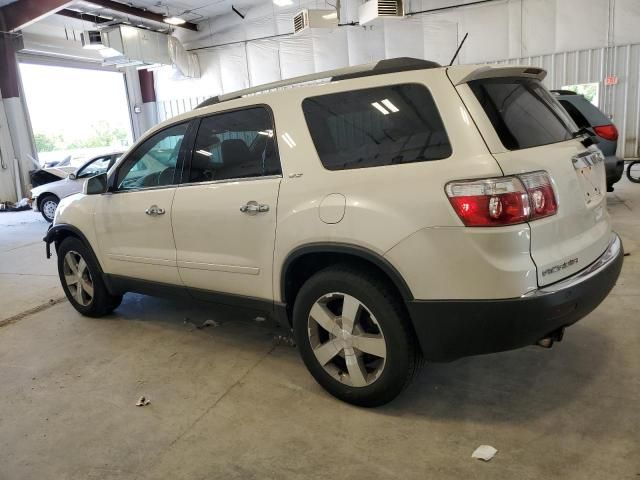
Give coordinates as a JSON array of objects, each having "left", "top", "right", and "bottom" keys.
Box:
[{"left": 31, "top": 152, "right": 122, "bottom": 222}]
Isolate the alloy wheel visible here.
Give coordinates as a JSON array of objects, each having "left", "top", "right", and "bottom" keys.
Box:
[
  {"left": 63, "top": 251, "right": 94, "bottom": 306},
  {"left": 307, "top": 292, "right": 387, "bottom": 387}
]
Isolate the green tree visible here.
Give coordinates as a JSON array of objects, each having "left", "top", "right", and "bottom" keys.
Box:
[
  {"left": 563, "top": 83, "right": 599, "bottom": 104},
  {"left": 67, "top": 122, "right": 130, "bottom": 149},
  {"left": 34, "top": 132, "right": 62, "bottom": 152}
]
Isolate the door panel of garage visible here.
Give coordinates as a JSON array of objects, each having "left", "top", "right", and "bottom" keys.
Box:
[{"left": 171, "top": 107, "right": 282, "bottom": 301}]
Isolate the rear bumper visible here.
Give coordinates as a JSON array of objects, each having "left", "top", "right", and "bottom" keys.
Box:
[
  {"left": 407, "top": 233, "right": 623, "bottom": 361},
  {"left": 605, "top": 155, "right": 624, "bottom": 185}
]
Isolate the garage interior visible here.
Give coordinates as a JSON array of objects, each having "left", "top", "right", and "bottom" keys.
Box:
[{"left": 1, "top": 0, "right": 639, "bottom": 478}]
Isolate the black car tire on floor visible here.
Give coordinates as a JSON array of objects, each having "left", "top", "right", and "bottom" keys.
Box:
[
  {"left": 57, "top": 236, "right": 122, "bottom": 317},
  {"left": 627, "top": 160, "right": 640, "bottom": 183},
  {"left": 293, "top": 265, "right": 422, "bottom": 407}
]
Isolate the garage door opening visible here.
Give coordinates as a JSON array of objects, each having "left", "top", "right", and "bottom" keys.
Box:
[{"left": 19, "top": 63, "right": 133, "bottom": 169}]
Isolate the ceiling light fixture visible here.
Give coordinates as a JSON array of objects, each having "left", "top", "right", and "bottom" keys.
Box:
[
  {"left": 163, "top": 16, "right": 186, "bottom": 25},
  {"left": 381, "top": 98, "right": 399, "bottom": 112},
  {"left": 273, "top": 0, "right": 294, "bottom": 6},
  {"left": 371, "top": 102, "right": 390, "bottom": 115}
]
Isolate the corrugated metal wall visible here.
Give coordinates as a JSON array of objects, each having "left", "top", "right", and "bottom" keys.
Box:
[
  {"left": 157, "top": 43, "right": 640, "bottom": 160},
  {"left": 157, "top": 96, "right": 209, "bottom": 123},
  {"left": 494, "top": 43, "right": 640, "bottom": 159}
]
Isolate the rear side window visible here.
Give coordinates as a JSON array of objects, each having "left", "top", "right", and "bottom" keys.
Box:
[
  {"left": 469, "top": 77, "right": 575, "bottom": 150},
  {"left": 189, "top": 107, "right": 281, "bottom": 183},
  {"left": 302, "top": 84, "right": 452, "bottom": 171},
  {"left": 559, "top": 99, "right": 591, "bottom": 129}
]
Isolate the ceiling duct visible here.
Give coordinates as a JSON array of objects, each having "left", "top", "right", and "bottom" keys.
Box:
[
  {"left": 100, "top": 25, "right": 170, "bottom": 68},
  {"left": 293, "top": 9, "right": 338, "bottom": 34},
  {"left": 80, "top": 30, "right": 104, "bottom": 49},
  {"left": 168, "top": 36, "right": 200, "bottom": 78},
  {"left": 359, "top": 0, "right": 404, "bottom": 25}
]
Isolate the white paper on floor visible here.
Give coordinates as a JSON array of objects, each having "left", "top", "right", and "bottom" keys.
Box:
[{"left": 471, "top": 445, "right": 497, "bottom": 461}]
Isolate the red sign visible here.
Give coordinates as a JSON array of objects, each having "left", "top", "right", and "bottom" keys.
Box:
[{"left": 605, "top": 75, "right": 619, "bottom": 86}]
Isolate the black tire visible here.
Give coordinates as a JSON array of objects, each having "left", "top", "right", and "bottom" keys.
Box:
[
  {"left": 39, "top": 194, "right": 59, "bottom": 222},
  {"left": 57, "top": 236, "right": 122, "bottom": 317},
  {"left": 293, "top": 265, "right": 421, "bottom": 407},
  {"left": 626, "top": 161, "right": 640, "bottom": 183}
]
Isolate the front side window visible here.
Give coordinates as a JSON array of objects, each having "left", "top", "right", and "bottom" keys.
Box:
[
  {"left": 76, "top": 155, "right": 112, "bottom": 179},
  {"left": 117, "top": 123, "right": 188, "bottom": 190},
  {"left": 302, "top": 84, "right": 452, "bottom": 171},
  {"left": 469, "top": 77, "right": 576, "bottom": 150},
  {"left": 189, "top": 107, "right": 281, "bottom": 183}
]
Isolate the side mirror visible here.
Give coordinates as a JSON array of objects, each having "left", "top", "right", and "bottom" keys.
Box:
[
  {"left": 68, "top": 173, "right": 76, "bottom": 180},
  {"left": 83, "top": 173, "right": 108, "bottom": 195}
]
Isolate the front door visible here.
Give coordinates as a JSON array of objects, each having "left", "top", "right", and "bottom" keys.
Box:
[
  {"left": 171, "top": 107, "right": 282, "bottom": 301},
  {"left": 95, "top": 122, "right": 190, "bottom": 285}
]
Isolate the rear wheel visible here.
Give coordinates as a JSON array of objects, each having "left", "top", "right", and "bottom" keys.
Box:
[
  {"left": 293, "top": 265, "right": 421, "bottom": 407},
  {"left": 57, "top": 237, "right": 122, "bottom": 317},
  {"left": 39, "top": 194, "right": 59, "bottom": 222},
  {"left": 627, "top": 160, "right": 640, "bottom": 183}
]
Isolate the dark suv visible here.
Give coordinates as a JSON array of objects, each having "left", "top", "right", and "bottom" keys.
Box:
[{"left": 552, "top": 90, "right": 624, "bottom": 191}]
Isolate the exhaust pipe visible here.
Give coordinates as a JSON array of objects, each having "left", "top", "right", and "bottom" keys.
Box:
[
  {"left": 536, "top": 327, "right": 565, "bottom": 349},
  {"left": 537, "top": 337, "right": 554, "bottom": 348}
]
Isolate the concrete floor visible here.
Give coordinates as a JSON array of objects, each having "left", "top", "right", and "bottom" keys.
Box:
[{"left": 0, "top": 178, "right": 639, "bottom": 480}]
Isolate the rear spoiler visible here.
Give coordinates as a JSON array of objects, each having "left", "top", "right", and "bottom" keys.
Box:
[{"left": 448, "top": 65, "right": 547, "bottom": 86}]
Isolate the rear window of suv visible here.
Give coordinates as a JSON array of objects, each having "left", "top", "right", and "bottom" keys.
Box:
[
  {"left": 302, "top": 83, "right": 452, "bottom": 171},
  {"left": 469, "top": 77, "right": 575, "bottom": 150}
]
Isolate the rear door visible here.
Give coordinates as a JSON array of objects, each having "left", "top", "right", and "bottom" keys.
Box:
[
  {"left": 171, "top": 106, "right": 282, "bottom": 301},
  {"left": 456, "top": 73, "right": 611, "bottom": 286}
]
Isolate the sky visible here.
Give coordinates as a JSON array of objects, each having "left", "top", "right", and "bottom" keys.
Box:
[{"left": 19, "top": 63, "right": 133, "bottom": 143}]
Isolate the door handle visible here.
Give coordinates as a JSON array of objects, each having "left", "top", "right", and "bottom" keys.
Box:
[
  {"left": 145, "top": 205, "right": 165, "bottom": 216},
  {"left": 240, "top": 201, "right": 269, "bottom": 214}
]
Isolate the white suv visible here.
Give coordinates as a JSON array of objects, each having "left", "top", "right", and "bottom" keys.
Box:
[{"left": 44, "top": 58, "right": 623, "bottom": 407}]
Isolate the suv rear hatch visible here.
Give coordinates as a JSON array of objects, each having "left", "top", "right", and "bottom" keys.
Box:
[{"left": 450, "top": 67, "right": 611, "bottom": 286}]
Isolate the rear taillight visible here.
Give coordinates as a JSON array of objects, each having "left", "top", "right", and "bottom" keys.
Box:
[
  {"left": 519, "top": 171, "right": 558, "bottom": 220},
  {"left": 445, "top": 172, "right": 557, "bottom": 227},
  {"left": 593, "top": 124, "right": 618, "bottom": 142}
]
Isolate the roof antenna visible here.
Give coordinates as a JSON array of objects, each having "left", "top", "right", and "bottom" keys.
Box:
[
  {"left": 448, "top": 32, "right": 469, "bottom": 66},
  {"left": 232, "top": 5, "right": 245, "bottom": 19}
]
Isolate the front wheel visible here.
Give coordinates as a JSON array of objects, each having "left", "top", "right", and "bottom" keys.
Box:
[
  {"left": 293, "top": 265, "right": 421, "bottom": 407},
  {"left": 39, "top": 194, "right": 59, "bottom": 222},
  {"left": 57, "top": 237, "right": 122, "bottom": 317},
  {"left": 627, "top": 161, "right": 640, "bottom": 183}
]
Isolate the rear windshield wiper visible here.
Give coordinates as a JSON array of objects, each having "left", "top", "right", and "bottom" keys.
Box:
[{"left": 573, "top": 127, "right": 599, "bottom": 147}]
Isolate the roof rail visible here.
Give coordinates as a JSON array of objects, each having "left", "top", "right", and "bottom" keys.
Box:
[{"left": 195, "top": 57, "right": 441, "bottom": 109}]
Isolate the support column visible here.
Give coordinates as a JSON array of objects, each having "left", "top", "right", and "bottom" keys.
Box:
[
  {"left": 137, "top": 69, "right": 159, "bottom": 135},
  {"left": 124, "top": 68, "right": 158, "bottom": 141},
  {"left": 0, "top": 32, "right": 36, "bottom": 202}
]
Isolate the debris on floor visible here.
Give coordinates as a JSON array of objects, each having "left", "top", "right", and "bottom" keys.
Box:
[
  {"left": 273, "top": 333, "right": 296, "bottom": 347},
  {"left": 255, "top": 315, "right": 267, "bottom": 322},
  {"left": 197, "top": 319, "right": 220, "bottom": 329},
  {"left": 135, "top": 396, "right": 151, "bottom": 407},
  {"left": 0, "top": 198, "right": 31, "bottom": 212},
  {"left": 183, "top": 317, "right": 196, "bottom": 330},
  {"left": 471, "top": 445, "right": 497, "bottom": 462}
]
